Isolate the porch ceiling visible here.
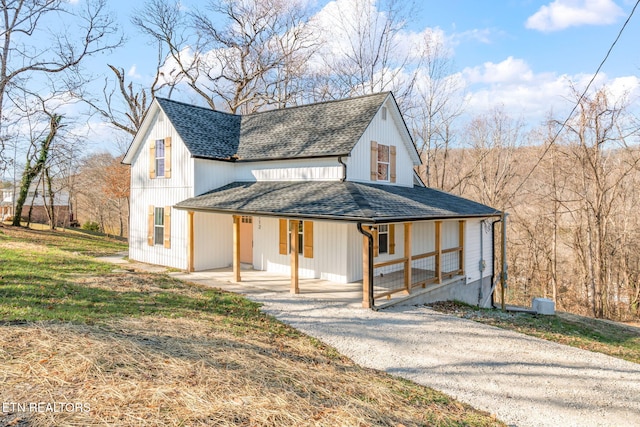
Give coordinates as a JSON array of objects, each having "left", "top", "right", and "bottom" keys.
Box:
[{"left": 174, "top": 181, "right": 502, "bottom": 223}]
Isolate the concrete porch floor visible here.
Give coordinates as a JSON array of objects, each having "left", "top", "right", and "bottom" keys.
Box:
[
  {"left": 170, "top": 267, "right": 366, "bottom": 307},
  {"left": 169, "top": 266, "right": 462, "bottom": 309}
]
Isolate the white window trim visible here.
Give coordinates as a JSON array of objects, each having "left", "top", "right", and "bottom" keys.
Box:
[
  {"left": 155, "top": 139, "right": 165, "bottom": 178},
  {"left": 154, "top": 207, "right": 164, "bottom": 245},
  {"left": 288, "top": 221, "right": 304, "bottom": 255},
  {"left": 378, "top": 224, "right": 389, "bottom": 254},
  {"left": 377, "top": 143, "right": 390, "bottom": 182}
]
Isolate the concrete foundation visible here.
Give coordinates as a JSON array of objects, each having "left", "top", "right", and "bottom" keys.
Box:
[{"left": 381, "top": 275, "right": 494, "bottom": 309}]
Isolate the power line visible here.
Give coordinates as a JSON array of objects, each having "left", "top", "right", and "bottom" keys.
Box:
[{"left": 510, "top": 0, "right": 640, "bottom": 198}]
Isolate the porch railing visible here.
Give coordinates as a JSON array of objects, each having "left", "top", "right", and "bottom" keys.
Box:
[{"left": 372, "top": 246, "right": 463, "bottom": 300}]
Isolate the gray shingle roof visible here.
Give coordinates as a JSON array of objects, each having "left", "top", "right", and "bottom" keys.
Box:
[
  {"left": 237, "top": 93, "right": 388, "bottom": 160},
  {"left": 156, "top": 93, "right": 390, "bottom": 161},
  {"left": 174, "top": 181, "right": 501, "bottom": 222},
  {"left": 156, "top": 98, "right": 240, "bottom": 160}
]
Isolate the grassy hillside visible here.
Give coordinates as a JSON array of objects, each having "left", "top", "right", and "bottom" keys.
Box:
[
  {"left": 429, "top": 301, "right": 640, "bottom": 364},
  {"left": 0, "top": 225, "right": 503, "bottom": 427}
]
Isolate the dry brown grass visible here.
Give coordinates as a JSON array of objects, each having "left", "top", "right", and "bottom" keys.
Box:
[
  {"left": 0, "top": 315, "right": 501, "bottom": 427},
  {"left": 0, "top": 226, "right": 502, "bottom": 426}
]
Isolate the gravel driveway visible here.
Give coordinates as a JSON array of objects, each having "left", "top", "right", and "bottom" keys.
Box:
[{"left": 237, "top": 291, "right": 640, "bottom": 427}]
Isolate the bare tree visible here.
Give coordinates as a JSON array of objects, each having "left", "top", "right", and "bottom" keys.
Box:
[
  {"left": 82, "top": 65, "right": 152, "bottom": 138},
  {"left": 461, "top": 107, "right": 525, "bottom": 211},
  {"left": 560, "top": 88, "right": 640, "bottom": 318},
  {"left": 309, "top": 0, "right": 418, "bottom": 105},
  {"left": 12, "top": 109, "right": 62, "bottom": 226},
  {"left": 410, "top": 29, "right": 465, "bottom": 189},
  {"left": 0, "top": 0, "right": 122, "bottom": 169},
  {"left": 133, "top": 0, "right": 316, "bottom": 113},
  {"left": 103, "top": 154, "right": 130, "bottom": 237},
  {"left": 75, "top": 152, "right": 129, "bottom": 235}
]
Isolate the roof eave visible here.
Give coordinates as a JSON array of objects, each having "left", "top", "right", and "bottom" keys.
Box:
[
  {"left": 172, "top": 204, "right": 502, "bottom": 223},
  {"left": 122, "top": 99, "right": 161, "bottom": 165}
]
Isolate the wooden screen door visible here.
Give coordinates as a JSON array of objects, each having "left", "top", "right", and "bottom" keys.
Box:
[{"left": 239, "top": 216, "right": 253, "bottom": 263}]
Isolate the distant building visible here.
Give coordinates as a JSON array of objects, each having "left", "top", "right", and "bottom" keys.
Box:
[{"left": 1, "top": 184, "right": 75, "bottom": 227}]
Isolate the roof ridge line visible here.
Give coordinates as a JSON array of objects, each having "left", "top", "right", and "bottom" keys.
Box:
[
  {"left": 155, "top": 97, "right": 240, "bottom": 117},
  {"left": 344, "top": 181, "right": 376, "bottom": 218},
  {"left": 241, "top": 92, "right": 390, "bottom": 118}
]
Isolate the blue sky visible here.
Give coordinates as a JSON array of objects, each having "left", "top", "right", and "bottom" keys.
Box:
[{"left": 81, "top": 0, "right": 639, "bottom": 146}]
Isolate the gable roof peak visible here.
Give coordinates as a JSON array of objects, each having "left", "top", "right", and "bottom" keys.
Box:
[{"left": 155, "top": 97, "right": 239, "bottom": 117}]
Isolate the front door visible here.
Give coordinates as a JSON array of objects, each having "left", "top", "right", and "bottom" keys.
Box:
[{"left": 239, "top": 216, "right": 253, "bottom": 264}]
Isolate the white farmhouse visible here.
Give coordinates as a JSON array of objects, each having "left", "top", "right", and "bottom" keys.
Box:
[{"left": 123, "top": 92, "right": 504, "bottom": 308}]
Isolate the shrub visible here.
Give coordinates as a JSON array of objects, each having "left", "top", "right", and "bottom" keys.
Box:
[{"left": 82, "top": 221, "right": 100, "bottom": 232}]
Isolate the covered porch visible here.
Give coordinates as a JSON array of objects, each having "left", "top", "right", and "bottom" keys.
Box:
[
  {"left": 173, "top": 264, "right": 469, "bottom": 309},
  {"left": 174, "top": 180, "right": 503, "bottom": 309}
]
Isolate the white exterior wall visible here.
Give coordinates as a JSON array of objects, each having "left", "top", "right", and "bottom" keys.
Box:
[
  {"left": 252, "top": 217, "right": 350, "bottom": 283},
  {"left": 346, "top": 224, "right": 363, "bottom": 282},
  {"left": 193, "top": 212, "right": 233, "bottom": 270},
  {"left": 442, "top": 220, "right": 460, "bottom": 249},
  {"left": 345, "top": 100, "right": 415, "bottom": 187},
  {"left": 412, "top": 221, "right": 436, "bottom": 254},
  {"left": 235, "top": 158, "right": 342, "bottom": 182},
  {"left": 129, "top": 110, "right": 194, "bottom": 270},
  {"left": 464, "top": 218, "right": 494, "bottom": 284},
  {"left": 193, "top": 159, "right": 236, "bottom": 196}
]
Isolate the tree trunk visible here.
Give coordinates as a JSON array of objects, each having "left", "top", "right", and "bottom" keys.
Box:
[{"left": 12, "top": 114, "right": 62, "bottom": 226}]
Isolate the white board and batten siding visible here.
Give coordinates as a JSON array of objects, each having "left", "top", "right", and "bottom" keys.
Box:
[
  {"left": 129, "top": 110, "right": 194, "bottom": 270},
  {"left": 193, "top": 159, "right": 235, "bottom": 196},
  {"left": 253, "top": 217, "right": 350, "bottom": 283},
  {"left": 464, "top": 218, "right": 494, "bottom": 284},
  {"left": 193, "top": 212, "right": 233, "bottom": 270},
  {"left": 346, "top": 99, "right": 416, "bottom": 187},
  {"left": 235, "top": 158, "right": 343, "bottom": 182}
]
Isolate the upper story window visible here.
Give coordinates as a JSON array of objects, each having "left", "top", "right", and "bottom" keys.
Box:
[
  {"left": 150, "top": 137, "right": 171, "bottom": 179},
  {"left": 377, "top": 143, "right": 390, "bottom": 181},
  {"left": 155, "top": 139, "right": 165, "bottom": 177}
]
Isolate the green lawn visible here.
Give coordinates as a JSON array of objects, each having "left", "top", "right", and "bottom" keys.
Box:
[{"left": 429, "top": 301, "right": 640, "bottom": 364}]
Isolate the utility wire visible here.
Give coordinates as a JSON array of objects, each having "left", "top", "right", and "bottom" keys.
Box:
[{"left": 510, "top": 0, "right": 640, "bottom": 198}]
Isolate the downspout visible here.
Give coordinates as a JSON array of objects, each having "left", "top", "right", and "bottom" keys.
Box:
[
  {"left": 338, "top": 156, "right": 347, "bottom": 182},
  {"left": 478, "top": 220, "right": 486, "bottom": 305},
  {"left": 500, "top": 213, "right": 508, "bottom": 311},
  {"left": 357, "top": 223, "right": 377, "bottom": 310},
  {"left": 484, "top": 216, "right": 503, "bottom": 309}
]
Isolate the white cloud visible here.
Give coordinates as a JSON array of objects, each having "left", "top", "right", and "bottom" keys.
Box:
[
  {"left": 526, "top": 0, "right": 624, "bottom": 32},
  {"left": 606, "top": 75, "right": 640, "bottom": 101},
  {"left": 458, "top": 56, "right": 640, "bottom": 124},
  {"left": 463, "top": 57, "right": 535, "bottom": 84},
  {"left": 450, "top": 28, "right": 497, "bottom": 45},
  {"left": 127, "top": 65, "right": 142, "bottom": 79}
]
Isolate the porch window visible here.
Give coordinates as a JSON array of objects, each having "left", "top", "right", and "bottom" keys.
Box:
[
  {"left": 377, "top": 143, "right": 390, "bottom": 181},
  {"left": 289, "top": 221, "right": 303, "bottom": 255},
  {"left": 154, "top": 207, "right": 164, "bottom": 245},
  {"left": 155, "top": 139, "right": 165, "bottom": 177},
  {"left": 279, "top": 219, "right": 313, "bottom": 258},
  {"left": 378, "top": 224, "right": 389, "bottom": 254}
]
